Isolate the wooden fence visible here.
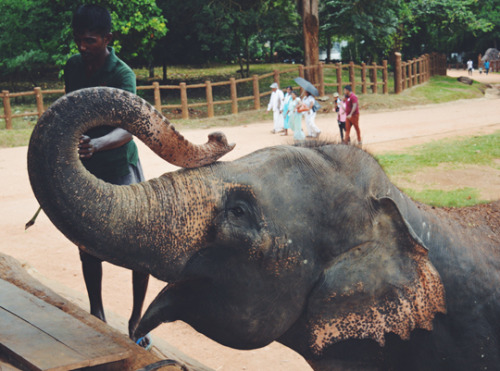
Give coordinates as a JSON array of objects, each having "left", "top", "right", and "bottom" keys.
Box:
[
  {"left": 1, "top": 52, "right": 447, "bottom": 128},
  {"left": 394, "top": 52, "right": 446, "bottom": 94}
]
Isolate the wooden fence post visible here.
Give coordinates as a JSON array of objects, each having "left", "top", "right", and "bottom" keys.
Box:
[
  {"left": 408, "top": 60, "right": 413, "bottom": 88},
  {"left": 361, "top": 63, "right": 367, "bottom": 94},
  {"left": 431, "top": 52, "right": 437, "bottom": 76},
  {"left": 411, "top": 58, "right": 417, "bottom": 86},
  {"left": 205, "top": 81, "right": 214, "bottom": 118},
  {"left": 252, "top": 75, "right": 260, "bottom": 110},
  {"left": 230, "top": 77, "right": 238, "bottom": 114},
  {"left": 318, "top": 62, "right": 325, "bottom": 96},
  {"left": 336, "top": 63, "right": 342, "bottom": 95},
  {"left": 299, "top": 65, "right": 304, "bottom": 78},
  {"left": 349, "top": 61, "right": 355, "bottom": 93},
  {"left": 180, "top": 82, "right": 188, "bottom": 120},
  {"left": 273, "top": 70, "right": 280, "bottom": 86},
  {"left": 370, "top": 63, "right": 377, "bottom": 93},
  {"left": 382, "top": 60, "right": 388, "bottom": 94},
  {"left": 394, "top": 52, "right": 402, "bottom": 94},
  {"left": 153, "top": 82, "right": 162, "bottom": 112},
  {"left": 422, "top": 54, "right": 428, "bottom": 81},
  {"left": 2, "top": 90, "right": 12, "bottom": 130},
  {"left": 34, "top": 87, "right": 44, "bottom": 118}
]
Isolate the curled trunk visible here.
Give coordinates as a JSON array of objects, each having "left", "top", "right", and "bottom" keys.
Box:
[{"left": 28, "top": 87, "right": 233, "bottom": 280}]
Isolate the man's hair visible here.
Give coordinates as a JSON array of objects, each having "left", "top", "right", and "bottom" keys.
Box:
[
  {"left": 344, "top": 85, "right": 352, "bottom": 92},
  {"left": 72, "top": 4, "right": 112, "bottom": 36}
]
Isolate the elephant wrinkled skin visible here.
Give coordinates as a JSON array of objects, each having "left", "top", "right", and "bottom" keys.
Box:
[{"left": 28, "top": 88, "right": 500, "bottom": 370}]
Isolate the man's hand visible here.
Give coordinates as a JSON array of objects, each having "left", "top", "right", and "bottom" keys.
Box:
[
  {"left": 78, "top": 135, "right": 99, "bottom": 159},
  {"left": 78, "top": 129, "right": 132, "bottom": 159}
]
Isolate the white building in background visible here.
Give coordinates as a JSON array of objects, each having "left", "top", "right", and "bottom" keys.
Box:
[{"left": 320, "top": 40, "right": 348, "bottom": 62}]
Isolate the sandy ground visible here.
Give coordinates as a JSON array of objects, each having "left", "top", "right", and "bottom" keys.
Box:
[{"left": 1, "top": 71, "right": 499, "bottom": 371}]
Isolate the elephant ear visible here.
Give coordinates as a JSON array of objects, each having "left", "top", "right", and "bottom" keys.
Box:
[{"left": 307, "top": 197, "right": 446, "bottom": 356}]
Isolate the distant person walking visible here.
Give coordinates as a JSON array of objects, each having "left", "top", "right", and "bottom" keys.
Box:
[
  {"left": 343, "top": 85, "right": 361, "bottom": 146},
  {"left": 281, "top": 86, "right": 293, "bottom": 136},
  {"left": 302, "top": 91, "right": 321, "bottom": 138},
  {"left": 288, "top": 90, "right": 305, "bottom": 140},
  {"left": 333, "top": 92, "right": 346, "bottom": 141},
  {"left": 467, "top": 59, "right": 474, "bottom": 76},
  {"left": 267, "top": 82, "right": 284, "bottom": 134},
  {"left": 484, "top": 60, "right": 490, "bottom": 75}
]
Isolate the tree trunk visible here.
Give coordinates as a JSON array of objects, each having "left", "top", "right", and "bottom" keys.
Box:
[
  {"left": 162, "top": 58, "right": 167, "bottom": 83},
  {"left": 270, "top": 40, "right": 275, "bottom": 63},
  {"left": 302, "top": 0, "right": 319, "bottom": 84},
  {"left": 326, "top": 35, "right": 332, "bottom": 64},
  {"left": 245, "top": 34, "right": 250, "bottom": 77},
  {"left": 148, "top": 59, "right": 155, "bottom": 79}
]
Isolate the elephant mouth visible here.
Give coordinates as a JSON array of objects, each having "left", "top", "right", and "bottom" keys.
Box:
[{"left": 134, "top": 283, "right": 177, "bottom": 340}]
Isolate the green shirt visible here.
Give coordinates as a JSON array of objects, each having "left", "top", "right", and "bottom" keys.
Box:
[{"left": 64, "top": 47, "right": 139, "bottom": 182}]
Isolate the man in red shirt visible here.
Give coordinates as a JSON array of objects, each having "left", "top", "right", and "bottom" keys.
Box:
[{"left": 343, "top": 85, "right": 361, "bottom": 146}]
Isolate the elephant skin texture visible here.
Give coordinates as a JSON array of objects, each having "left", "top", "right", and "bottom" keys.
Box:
[{"left": 28, "top": 88, "right": 500, "bottom": 371}]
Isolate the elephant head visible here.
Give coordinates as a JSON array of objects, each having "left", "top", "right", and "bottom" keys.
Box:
[{"left": 28, "top": 88, "right": 446, "bottom": 366}]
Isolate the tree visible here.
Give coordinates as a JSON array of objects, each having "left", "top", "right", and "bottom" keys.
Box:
[
  {"left": 301, "top": 0, "right": 319, "bottom": 82},
  {"left": 321, "top": 0, "right": 399, "bottom": 63},
  {"left": 0, "top": 0, "right": 167, "bottom": 82}
]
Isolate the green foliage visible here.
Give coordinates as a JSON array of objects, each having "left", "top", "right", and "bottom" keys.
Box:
[
  {"left": 154, "top": 0, "right": 301, "bottom": 71},
  {"left": 320, "top": 0, "right": 495, "bottom": 62},
  {"left": 0, "top": 0, "right": 167, "bottom": 82},
  {"left": 321, "top": 0, "right": 400, "bottom": 62},
  {"left": 0, "top": 0, "right": 73, "bottom": 81}
]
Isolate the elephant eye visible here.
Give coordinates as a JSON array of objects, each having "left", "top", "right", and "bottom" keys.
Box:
[{"left": 230, "top": 206, "right": 245, "bottom": 217}]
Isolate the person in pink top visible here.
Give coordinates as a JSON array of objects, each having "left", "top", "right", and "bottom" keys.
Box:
[
  {"left": 334, "top": 92, "right": 346, "bottom": 141},
  {"left": 343, "top": 85, "right": 361, "bottom": 146}
]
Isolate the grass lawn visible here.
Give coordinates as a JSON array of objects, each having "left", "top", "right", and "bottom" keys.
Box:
[{"left": 375, "top": 131, "right": 500, "bottom": 207}]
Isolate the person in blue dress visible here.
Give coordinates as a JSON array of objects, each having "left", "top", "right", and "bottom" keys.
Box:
[
  {"left": 281, "top": 86, "right": 293, "bottom": 136},
  {"left": 288, "top": 89, "right": 305, "bottom": 140}
]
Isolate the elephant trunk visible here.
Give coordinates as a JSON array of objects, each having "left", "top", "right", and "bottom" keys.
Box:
[{"left": 28, "top": 87, "right": 231, "bottom": 280}]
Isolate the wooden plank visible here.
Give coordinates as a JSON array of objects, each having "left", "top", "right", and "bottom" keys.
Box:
[
  {"left": 0, "top": 307, "right": 89, "bottom": 371},
  {"left": 0, "top": 280, "right": 129, "bottom": 370}
]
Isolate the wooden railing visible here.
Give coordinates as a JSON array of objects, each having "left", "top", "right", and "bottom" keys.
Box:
[
  {"left": 1, "top": 53, "right": 447, "bottom": 128},
  {"left": 394, "top": 52, "right": 446, "bottom": 94}
]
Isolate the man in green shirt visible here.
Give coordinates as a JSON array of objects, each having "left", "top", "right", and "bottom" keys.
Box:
[{"left": 64, "top": 4, "right": 150, "bottom": 348}]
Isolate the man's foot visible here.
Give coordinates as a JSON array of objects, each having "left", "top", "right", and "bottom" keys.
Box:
[
  {"left": 280, "top": 132, "right": 288, "bottom": 136},
  {"left": 270, "top": 130, "right": 276, "bottom": 134}
]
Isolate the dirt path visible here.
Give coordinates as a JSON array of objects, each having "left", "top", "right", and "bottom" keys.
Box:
[{"left": 1, "top": 72, "right": 499, "bottom": 370}]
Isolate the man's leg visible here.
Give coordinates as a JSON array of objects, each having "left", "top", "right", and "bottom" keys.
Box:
[
  {"left": 344, "top": 117, "right": 352, "bottom": 144},
  {"left": 351, "top": 113, "right": 361, "bottom": 143},
  {"left": 79, "top": 249, "right": 106, "bottom": 322},
  {"left": 129, "top": 271, "right": 150, "bottom": 342}
]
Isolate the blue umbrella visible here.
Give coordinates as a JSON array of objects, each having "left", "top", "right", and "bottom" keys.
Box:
[{"left": 294, "top": 77, "right": 319, "bottom": 96}]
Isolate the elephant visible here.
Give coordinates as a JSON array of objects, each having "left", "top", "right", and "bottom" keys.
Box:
[{"left": 28, "top": 88, "right": 500, "bottom": 370}]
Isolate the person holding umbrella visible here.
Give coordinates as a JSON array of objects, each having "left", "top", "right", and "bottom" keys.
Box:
[{"left": 294, "top": 77, "right": 321, "bottom": 138}]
